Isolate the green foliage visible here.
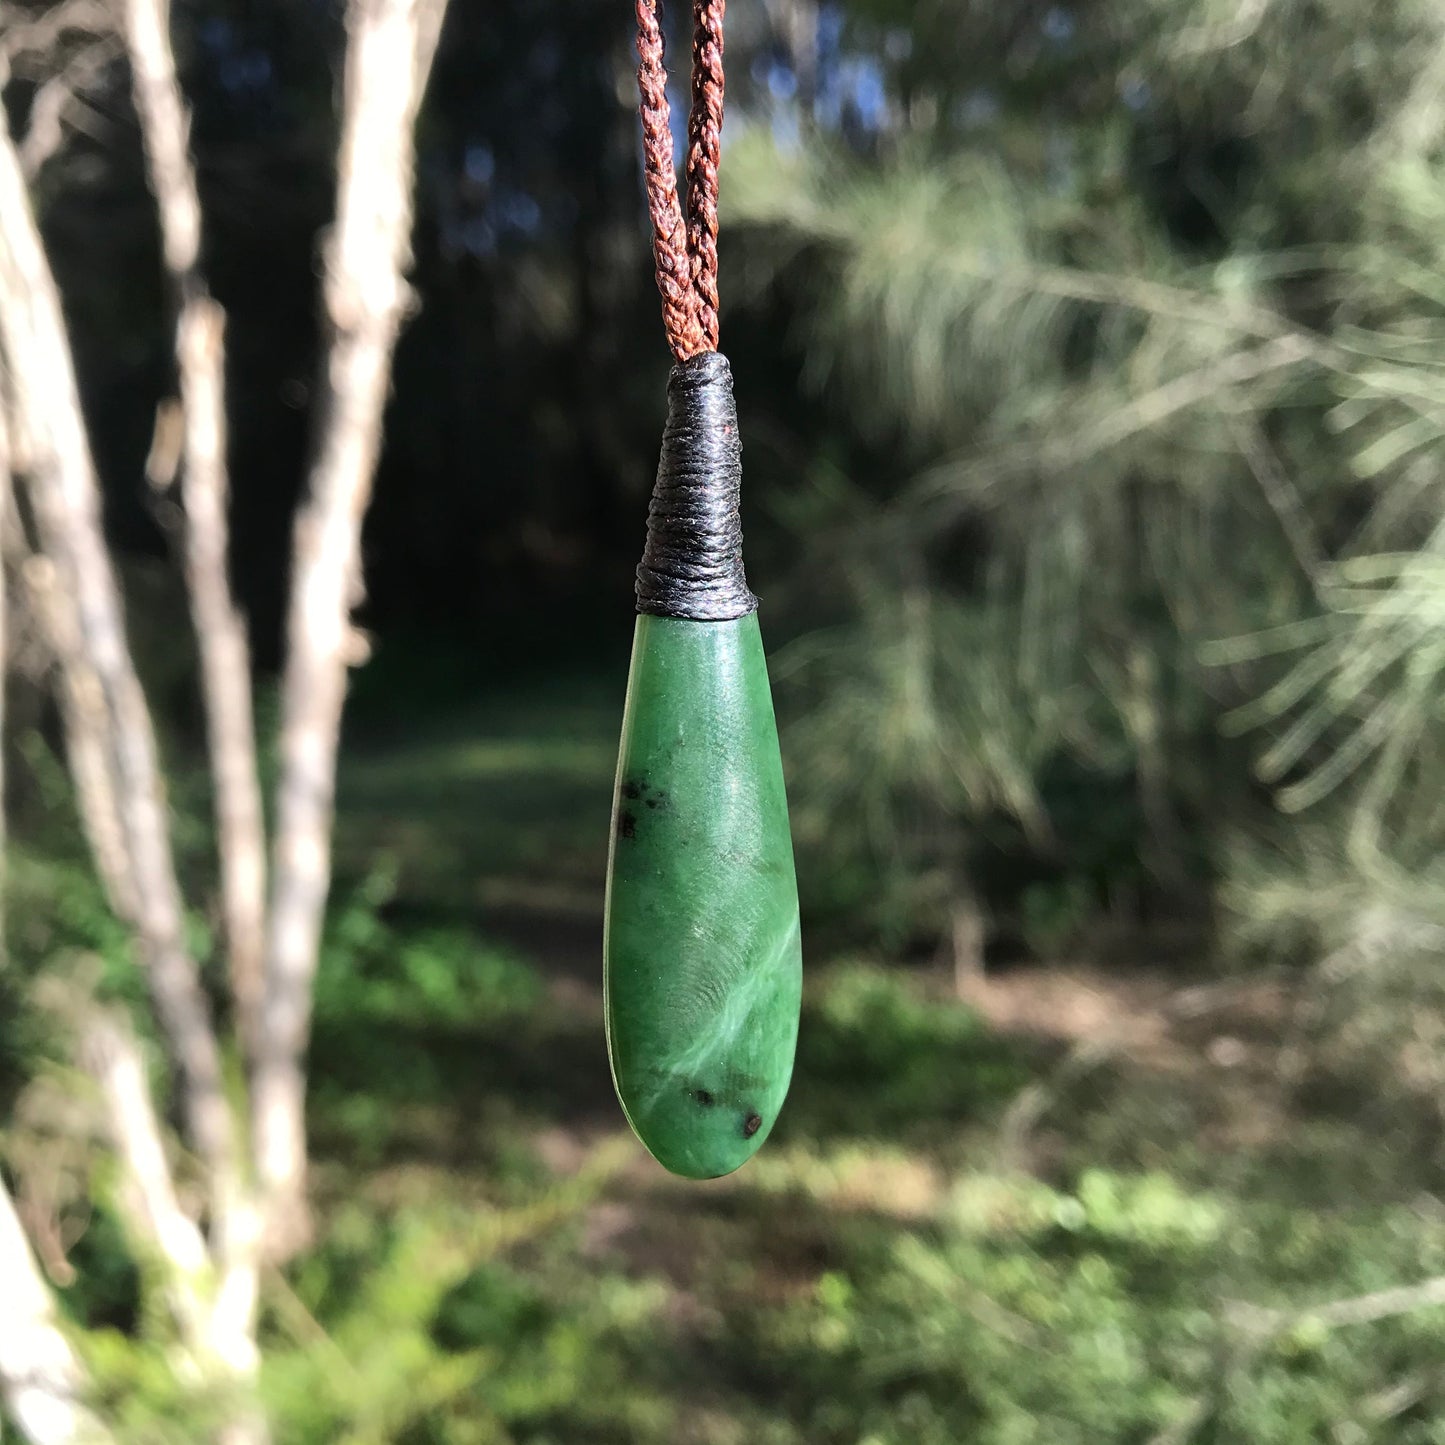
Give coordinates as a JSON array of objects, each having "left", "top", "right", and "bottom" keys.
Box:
[
  {"left": 1018, "top": 877, "right": 1101, "bottom": 959},
  {"left": 725, "top": 0, "right": 1445, "bottom": 962},
  {"left": 8, "top": 868, "right": 1445, "bottom": 1445},
  {"left": 313, "top": 872, "right": 545, "bottom": 1031},
  {"left": 731, "top": 121, "right": 1313, "bottom": 939},
  {"left": 241, "top": 935, "right": 1445, "bottom": 1445},
  {"left": 82, "top": 1326, "right": 242, "bottom": 1444},
  {"left": 262, "top": 1190, "right": 674, "bottom": 1445},
  {"left": 784, "top": 963, "right": 1028, "bottom": 1141},
  {"left": 726, "top": 1165, "right": 1445, "bottom": 1445}
]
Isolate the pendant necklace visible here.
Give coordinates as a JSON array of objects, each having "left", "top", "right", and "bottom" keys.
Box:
[{"left": 602, "top": 0, "right": 803, "bottom": 1180}]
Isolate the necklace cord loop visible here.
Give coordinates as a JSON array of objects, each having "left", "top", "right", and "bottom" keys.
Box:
[{"left": 635, "top": 0, "right": 725, "bottom": 362}]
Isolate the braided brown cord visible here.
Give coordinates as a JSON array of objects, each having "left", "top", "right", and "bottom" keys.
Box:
[
  {"left": 685, "top": 0, "right": 724, "bottom": 351},
  {"left": 635, "top": 0, "right": 704, "bottom": 361},
  {"left": 634, "top": 0, "right": 724, "bottom": 360}
]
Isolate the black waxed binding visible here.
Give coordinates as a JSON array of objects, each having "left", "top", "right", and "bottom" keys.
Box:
[{"left": 635, "top": 351, "right": 757, "bottom": 621}]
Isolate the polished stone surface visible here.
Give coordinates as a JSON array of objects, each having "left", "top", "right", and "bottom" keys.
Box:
[{"left": 603, "top": 613, "right": 802, "bottom": 1179}]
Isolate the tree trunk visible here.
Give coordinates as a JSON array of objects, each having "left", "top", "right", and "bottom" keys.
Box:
[
  {"left": 82, "top": 1013, "right": 267, "bottom": 1444},
  {"left": 0, "top": 80, "right": 237, "bottom": 1221},
  {"left": 0, "top": 1178, "right": 114, "bottom": 1445},
  {"left": 253, "top": 0, "right": 449, "bottom": 1261},
  {"left": 123, "top": 0, "right": 269, "bottom": 1068}
]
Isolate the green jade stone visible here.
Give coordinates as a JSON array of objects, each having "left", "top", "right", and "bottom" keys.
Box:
[{"left": 604, "top": 611, "right": 802, "bottom": 1179}]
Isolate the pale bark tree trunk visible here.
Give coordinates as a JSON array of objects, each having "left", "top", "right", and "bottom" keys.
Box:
[
  {"left": 0, "top": 73, "right": 238, "bottom": 1230},
  {"left": 82, "top": 1015, "right": 214, "bottom": 1353},
  {"left": 3, "top": 381, "right": 138, "bottom": 924},
  {"left": 0, "top": 1177, "right": 115, "bottom": 1445},
  {"left": 0, "top": 376, "right": 10, "bottom": 966},
  {"left": 1, "top": 0, "right": 449, "bottom": 1430},
  {"left": 81, "top": 1014, "right": 267, "bottom": 1445},
  {"left": 14, "top": 551, "right": 140, "bottom": 924},
  {"left": 253, "top": 0, "right": 448, "bottom": 1260},
  {"left": 122, "top": 0, "right": 268, "bottom": 1066}
]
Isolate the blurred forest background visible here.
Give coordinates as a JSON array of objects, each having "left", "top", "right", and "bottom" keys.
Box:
[{"left": 9, "top": 0, "right": 1445, "bottom": 1440}]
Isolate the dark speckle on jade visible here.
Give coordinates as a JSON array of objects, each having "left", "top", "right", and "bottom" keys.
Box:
[{"left": 603, "top": 613, "right": 802, "bottom": 1180}]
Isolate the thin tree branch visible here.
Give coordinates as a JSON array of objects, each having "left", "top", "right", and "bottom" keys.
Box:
[
  {"left": 0, "top": 87, "right": 237, "bottom": 1198},
  {"left": 913, "top": 337, "right": 1315, "bottom": 513},
  {"left": 0, "top": 0, "right": 111, "bottom": 61},
  {"left": 0, "top": 370, "right": 11, "bottom": 966},
  {"left": 81, "top": 1008, "right": 266, "bottom": 1443},
  {"left": 1228, "top": 415, "right": 1327, "bottom": 599},
  {"left": 252, "top": 0, "right": 449, "bottom": 1261},
  {"left": 1149, "top": 1274, "right": 1445, "bottom": 1444},
  {"left": 1227, "top": 1274, "right": 1445, "bottom": 1336},
  {"left": 79, "top": 1012, "right": 211, "bottom": 1350},
  {"left": 0, "top": 1173, "right": 114, "bottom": 1445},
  {"left": 12, "top": 550, "right": 139, "bottom": 921},
  {"left": 18, "top": 37, "right": 119, "bottom": 179},
  {"left": 122, "top": 0, "right": 268, "bottom": 1067}
]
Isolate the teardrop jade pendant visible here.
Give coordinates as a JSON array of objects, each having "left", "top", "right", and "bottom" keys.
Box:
[{"left": 604, "top": 610, "right": 802, "bottom": 1178}]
